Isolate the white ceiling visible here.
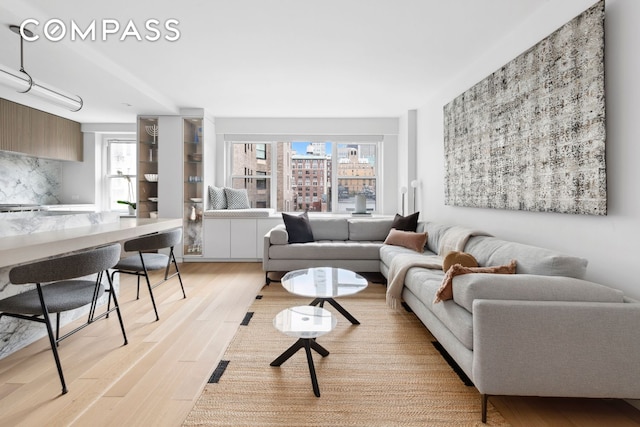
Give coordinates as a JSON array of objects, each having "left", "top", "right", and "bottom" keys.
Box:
[{"left": 0, "top": 0, "right": 549, "bottom": 123}]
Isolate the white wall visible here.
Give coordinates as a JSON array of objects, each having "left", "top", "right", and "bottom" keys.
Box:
[
  {"left": 61, "top": 123, "right": 135, "bottom": 207},
  {"left": 215, "top": 117, "right": 399, "bottom": 214},
  {"left": 410, "top": 0, "right": 640, "bottom": 298}
]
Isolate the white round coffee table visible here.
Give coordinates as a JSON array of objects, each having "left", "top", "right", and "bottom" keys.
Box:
[
  {"left": 281, "top": 267, "right": 368, "bottom": 325},
  {"left": 270, "top": 305, "right": 337, "bottom": 397}
]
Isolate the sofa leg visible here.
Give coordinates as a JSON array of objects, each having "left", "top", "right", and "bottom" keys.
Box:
[
  {"left": 265, "top": 272, "right": 271, "bottom": 285},
  {"left": 481, "top": 394, "right": 488, "bottom": 423}
]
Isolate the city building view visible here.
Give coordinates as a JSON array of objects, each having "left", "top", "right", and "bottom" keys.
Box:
[{"left": 229, "top": 141, "right": 377, "bottom": 213}]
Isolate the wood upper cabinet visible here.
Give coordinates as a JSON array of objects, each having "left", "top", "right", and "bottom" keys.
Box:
[{"left": 0, "top": 98, "right": 82, "bottom": 161}]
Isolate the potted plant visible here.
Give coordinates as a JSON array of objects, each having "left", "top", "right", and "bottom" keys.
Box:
[{"left": 116, "top": 170, "right": 136, "bottom": 215}]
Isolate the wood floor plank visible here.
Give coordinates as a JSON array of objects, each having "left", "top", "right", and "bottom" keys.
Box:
[{"left": 1, "top": 262, "right": 638, "bottom": 426}]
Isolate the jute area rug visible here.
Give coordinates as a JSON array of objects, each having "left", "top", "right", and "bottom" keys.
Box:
[{"left": 183, "top": 282, "right": 509, "bottom": 427}]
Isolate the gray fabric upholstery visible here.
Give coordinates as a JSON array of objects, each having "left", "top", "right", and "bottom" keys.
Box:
[
  {"left": 269, "top": 241, "right": 382, "bottom": 260},
  {"left": 404, "top": 267, "right": 474, "bottom": 350},
  {"left": 473, "top": 300, "right": 640, "bottom": 398},
  {"left": 464, "top": 235, "right": 588, "bottom": 278},
  {"left": 453, "top": 274, "right": 624, "bottom": 313},
  {"left": 123, "top": 228, "right": 182, "bottom": 252},
  {"left": 348, "top": 219, "right": 393, "bottom": 241},
  {"left": 385, "top": 219, "right": 640, "bottom": 411},
  {"left": 9, "top": 243, "right": 121, "bottom": 284},
  {"left": 263, "top": 218, "right": 390, "bottom": 273},
  {"left": 0, "top": 280, "right": 102, "bottom": 315},
  {"left": 114, "top": 253, "right": 170, "bottom": 272},
  {"left": 423, "top": 222, "right": 454, "bottom": 254},
  {"left": 269, "top": 225, "right": 288, "bottom": 245},
  {"left": 310, "top": 218, "right": 349, "bottom": 241}
]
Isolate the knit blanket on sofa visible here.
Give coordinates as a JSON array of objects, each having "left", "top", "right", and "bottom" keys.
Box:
[{"left": 385, "top": 226, "right": 491, "bottom": 308}]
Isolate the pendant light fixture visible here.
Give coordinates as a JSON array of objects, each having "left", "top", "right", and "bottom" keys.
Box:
[{"left": 0, "top": 25, "right": 83, "bottom": 112}]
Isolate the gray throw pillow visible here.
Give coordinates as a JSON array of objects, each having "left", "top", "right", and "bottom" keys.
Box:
[
  {"left": 224, "top": 187, "right": 250, "bottom": 209},
  {"left": 209, "top": 186, "right": 227, "bottom": 209}
]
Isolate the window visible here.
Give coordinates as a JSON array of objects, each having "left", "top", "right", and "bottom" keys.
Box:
[
  {"left": 256, "top": 143, "right": 266, "bottom": 160},
  {"left": 105, "top": 139, "right": 136, "bottom": 212},
  {"left": 227, "top": 140, "right": 379, "bottom": 212},
  {"left": 229, "top": 142, "right": 271, "bottom": 208},
  {"left": 337, "top": 143, "right": 378, "bottom": 213}
]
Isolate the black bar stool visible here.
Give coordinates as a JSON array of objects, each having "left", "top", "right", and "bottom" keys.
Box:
[
  {"left": 0, "top": 243, "right": 127, "bottom": 394},
  {"left": 111, "top": 228, "right": 185, "bottom": 321}
]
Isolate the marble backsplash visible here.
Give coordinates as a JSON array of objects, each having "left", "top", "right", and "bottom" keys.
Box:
[{"left": 0, "top": 151, "right": 61, "bottom": 204}]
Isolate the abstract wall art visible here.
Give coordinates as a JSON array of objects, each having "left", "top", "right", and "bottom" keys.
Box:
[{"left": 443, "top": 0, "right": 606, "bottom": 215}]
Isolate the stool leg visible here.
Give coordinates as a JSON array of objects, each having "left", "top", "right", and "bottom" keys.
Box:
[{"left": 36, "top": 284, "right": 67, "bottom": 394}]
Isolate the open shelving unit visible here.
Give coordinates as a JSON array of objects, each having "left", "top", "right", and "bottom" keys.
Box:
[
  {"left": 183, "top": 117, "right": 204, "bottom": 256},
  {"left": 137, "top": 117, "right": 159, "bottom": 219}
]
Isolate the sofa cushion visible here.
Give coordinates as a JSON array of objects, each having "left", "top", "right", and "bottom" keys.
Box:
[
  {"left": 464, "top": 235, "right": 588, "bottom": 279},
  {"left": 435, "top": 260, "right": 517, "bottom": 303},
  {"left": 384, "top": 229, "right": 427, "bottom": 252},
  {"left": 391, "top": 212, "right": 420, "bottom": 231},
  {"left": 453, "top": 274, "right": 625, "bottom": 313},
  {"left": 422, "top": 222, "right": 454, "bottom": 254},
  {"left": 404, "top": 267, "right": 474, "bottom": 350},
  {"left": 282, "top": 212, "right": 314, "bottom": 243},
  {"left": 269, "top": 241, "right": 383, "bottom": 260},
  {"left": 348, "top": 219, "right": 394, "bottom": 241},
  {"left": 310, "top": 218, "right": 349, "bottom": 241}
]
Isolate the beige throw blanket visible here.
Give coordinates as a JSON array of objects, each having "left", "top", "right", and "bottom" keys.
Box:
[{"left": 386, "top": 225, "right": 491, "bottom": 308}]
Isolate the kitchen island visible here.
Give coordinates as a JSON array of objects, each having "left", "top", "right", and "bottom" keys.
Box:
[{"left": 0, "top": 212, "right": 182, "bottom": 358}]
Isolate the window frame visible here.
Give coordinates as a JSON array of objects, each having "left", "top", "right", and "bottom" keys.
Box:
[
  {"left": 226, "top": 139, "right": 381, "bottom": 213},
  {"left": 104, "top": 138, "right": 137, "bottom": 213}
]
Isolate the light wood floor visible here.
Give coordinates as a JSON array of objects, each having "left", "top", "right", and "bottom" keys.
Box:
[{"left": 0, "top": 262, "right": 638, "bottom": 426}]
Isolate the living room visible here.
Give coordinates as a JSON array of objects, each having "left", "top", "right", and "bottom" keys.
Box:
[{"left": 0, "top": 0, "right": 639, "bottom": 425}]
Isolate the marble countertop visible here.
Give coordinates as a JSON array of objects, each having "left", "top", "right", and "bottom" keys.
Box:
[{"left": 0, "top": 217, "right": 182, "bottom": 268}]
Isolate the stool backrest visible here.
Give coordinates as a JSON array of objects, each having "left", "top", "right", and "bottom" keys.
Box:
[
  {"left": 123, "top": 228, "right": 182, "bottom": 252},
  {"left": 9, "top": 243, "right": 121, "bottom": 285}
]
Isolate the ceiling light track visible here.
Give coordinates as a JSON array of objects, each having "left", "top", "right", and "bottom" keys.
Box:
[{"left": 0, "top": 24, "right": 83, "bottom": 112}]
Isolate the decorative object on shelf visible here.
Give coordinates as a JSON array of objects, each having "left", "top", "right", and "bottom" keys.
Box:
[
  {"left": 190, "top": 206, "right": 197, "bottom": 221},
  {"left": 148, "top": 197, "right": 158, "bottom": 202},
  {"left": 144, "top": 173, "right": 158, "bottom": 182},
  {"left": 0, "top": 25, "right": 83, "bottom": 112},
  {"left": 190, "top": 198, "right": 203, "bottom": 203},
  {"left": 400, "top": 186, "right": 408, "bottom": 216},
  {"left": 354, "top": 194, "right": 366, "bottom": 214},
  {"left": 145, "top": 125, "right": 158, "bottom": 143},
  {"left": 187, "top": 153, "right": 202, "bottom": 162},
  {"left": 116, "top": 170, "right": 136, "bottom": 215},
  {"left": 145, "top": 124, "right": 158, "bottom": 161},
  {"left": 410, "top": 180, "right": 420, "bottom": 213}
]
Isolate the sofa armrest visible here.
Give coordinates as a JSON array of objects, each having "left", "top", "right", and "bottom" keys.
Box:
[
  {"left": 473, "top": 299, "right": 640, "bottom": 398},
  {"left": 263, "top": 224, "right": 288, "bottom": 270},
  {"left": 453, "top": 274, "right": 624, "bottom": 313}
]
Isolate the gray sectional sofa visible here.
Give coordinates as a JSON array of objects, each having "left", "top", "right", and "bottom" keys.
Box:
[
  {"left": 263, "top": 217, "right": 640, "bottom": 422},
  {"left": 263, "top": 217, "right": 393, "bottom": 283}
]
